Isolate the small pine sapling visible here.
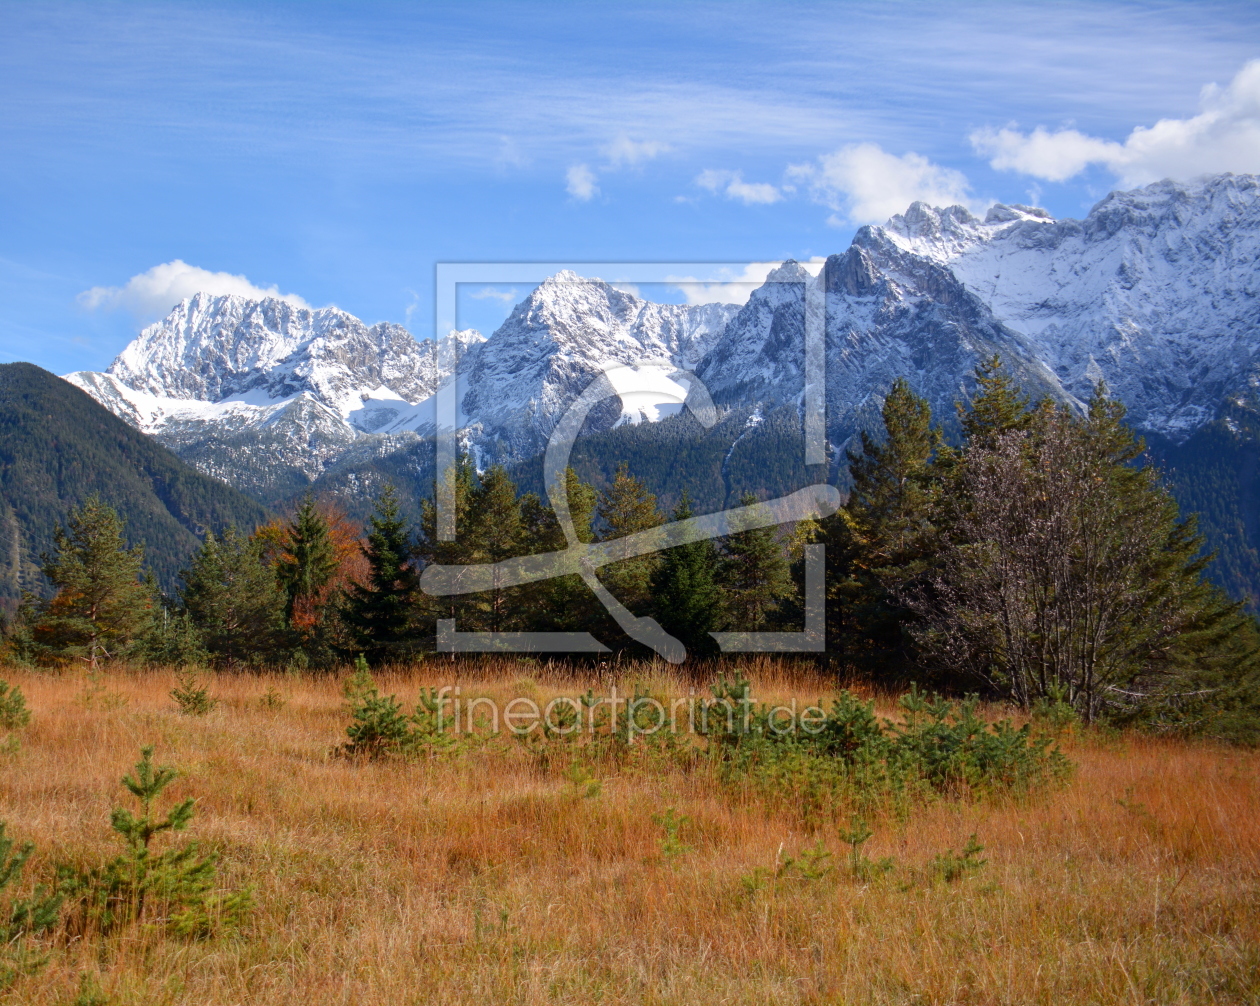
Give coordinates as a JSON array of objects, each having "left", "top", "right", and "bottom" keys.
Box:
[
  {"left": 838, "top": 815, "right": 894, "bottom": 881},
  {"left": 342, "top": 659, "right": 411, "bottom": 757},
  {"left": 777, "top": 839, "right": 833, "bottom": 881},
  {"left": 1032, "top": 682, "right": 1080, "bottom": 738},
  {"left": 342, "top": 654, "right": 375, "bottom": 704},
  {"left": 563, "top": 763, "right": 602, "bottom": 799},
  {"left": 929, "top": 834, "right": 987, "bottom": 883},
  {"left": 170, "top": 671, "right": 215, "bottom": 716},
  {"left": 0, "top": 681, "right": 30, "bottom": 731},
  {"left": 59, "top": 746, "right": 250, "bottom": 937},
  {"left": 653, "top": 808, "right": 693, "bottom": 859},
  {"left": 838, "top": 815, "right": 873, "bottom": 875},
  {"left": 738, "top": 866, "right": 773, "bottom": 895},
  {"left": 77, "top": 669, "right": 126, "bottom": 711},
  {"left": 0, "top": 822, "right": 61, "bottom": 987}
]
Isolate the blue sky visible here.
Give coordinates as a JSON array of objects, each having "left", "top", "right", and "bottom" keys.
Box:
[{"left": 3, "top": 0, "right": 1260, "bottom": 374}]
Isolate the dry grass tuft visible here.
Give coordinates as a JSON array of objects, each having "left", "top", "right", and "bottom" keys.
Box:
[{"left": 1, "top": 658, "right": 1257, "bottom": 1004}]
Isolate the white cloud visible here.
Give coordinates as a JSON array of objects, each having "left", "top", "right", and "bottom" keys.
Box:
[
  {"left": 602, "top": 136, "right": 669, "bottom": 168},
  {"left": 667, "top": 259, "right": 825, "bottom": 306},
  {"left": 695, "top": 169, "right": 782, "bottom": 205},
  {"left": 566, "top": 163, "right": 599, "bottom": 200},
  {"left": 971, "top": 60, "right": 1260, "bottom": 186},
  {"left": 788, "top": 143, "right": 978, "bottom": 225},
  {"left": 78, "top": 260, "right": 310, "bottom": 316},
  {"left": 971, "top": 126, "right": 1121, "bottom": 183}
]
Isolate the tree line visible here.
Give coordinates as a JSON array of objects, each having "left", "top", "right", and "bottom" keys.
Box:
[
  {"left": 1, "top": 463, "right": 809, "bottom": 671},
  {"left": 4, "top": 356, "right": 1257, "bottom": 738}
]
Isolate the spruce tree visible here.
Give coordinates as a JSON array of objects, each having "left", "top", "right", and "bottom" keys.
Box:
[
  {"left": 462, "top": 465, "right": 526, "bottom": 632},
  {"left": 415, "top": 457, "right": 480, "bottom": 638},
  {"left": 342, "top": 486, "right": 420, "bottom": 664},
  {"left": 0, "top": 821, "right": 60, "bottom": 987},
  {"left": 31, "top": 495, "right": 150, "bottom": 669},
  {"left": 517, "top": 467, "right": 605, "bottom": 634},
  {"left": 276, "top": 496, "right": 339, "bottom": 624},
  {"left": 564, "top": 466, "right": 598, "bottom": 544},
  {"left": 596, "top": 462, "right": 665, "bottom": 609},
  {"left": 650, "top": 493, "right": 724, "bottom": 657},
  {"left": 720, "top": 492, "right": 794, "bottom": 629},
  {"left": 136, "top": 571, "right": 208, "bottom": 668},
  {"left": 58, "top": 746, "right": 250, "bottom": 938},
  {"left": 958, "top": 354, "right": 1032, "bottom": 448},
  {"left": 826, "top": 378, "right": 942, "bottom": 676},
  {"left": 180, "top": 527, "right": 287, "bottom": 668}
]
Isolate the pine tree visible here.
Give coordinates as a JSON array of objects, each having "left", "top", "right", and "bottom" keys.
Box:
[
  {"left": 564, "top": 466, "right": 598, "bottom": 545},
  {"left": 650, "top": 493, "right": 724, "bottom": 657},
  {"left": 276, "top": 496, "right": 340, "bottom": 624},
  {"left": 958, "top": 354, "right": 1032, "bottom": 448},
  {"left": 58, "top": 746, "right": 249, "bottom": 938},
  {"left": 0, "top": 821, "right": 61, "bottom": 987},
  {"left": 463, "top": 465, "right": 526, "bottom": 632},
  {"left": 136, "top": 571, "right": 208, "bottom": 668},
  {"left": 596, "top": 462, "right": 665, "bottom": 609},
  {"left": 342, "top": 486, "right": 420, "bottom": 664},
  {"left": 826, "top": 378, "right": 942, "bottom": 675},
  {"left": 415, "top": 458, "right": 479, "bottom": 638},
  {"left": 30, "top": 495, "right": 150, "bottom": 669},
  {"left": 518, "top": 467, "right": 605, "bottom": 634},
  {"left": 721, "top": 492, "right": 794, "bottom": 629},
  {"left": 180, "top": 527, "right": 287, "bottom": 668}
]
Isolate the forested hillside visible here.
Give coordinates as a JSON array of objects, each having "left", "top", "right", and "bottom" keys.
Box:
[
  {"left": 1145, "top": 397, "right": 1260, "bottom": 609},
  {"left": 0, "top": 363, "right": 269, "bottom": 606}
]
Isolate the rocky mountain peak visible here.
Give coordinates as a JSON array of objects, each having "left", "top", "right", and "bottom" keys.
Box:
[{"left": 98, "top": 292, "right": 460, "bottom": 415}]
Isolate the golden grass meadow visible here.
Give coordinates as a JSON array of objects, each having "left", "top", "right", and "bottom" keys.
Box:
[{"left": 0, "top": 658, "right": 1257, "bottom": 1005}]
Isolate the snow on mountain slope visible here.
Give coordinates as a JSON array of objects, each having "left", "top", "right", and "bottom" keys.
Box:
[
  {"left": 64, "top": 276, "right": 739, "bottom": 498},
  {"left": 696, "top": 175, "right": 1260, "bottom": 460},
  {"left": 63, "top": 294, "right": 486, "bottom": 498},
  {"left": 697, "top": 248, "right": 1068, "bottom": 460},
  {"left": 876, "top": 174, "right": 1260, "bottom": 439},
  {"left": 69, "top": 293, "right": 481, "bottom": 422},
  {"left": 450, "top": 272, "right": 739, "bottom": 460}
]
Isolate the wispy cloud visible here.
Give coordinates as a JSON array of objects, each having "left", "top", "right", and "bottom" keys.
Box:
[
  {"left": 972, "top": 60, "right": 1260, "bottom": 186},
  {"left": 566, "top": 163, "right": 599, "bottom": 201},
  {"left": 602, "top": 136, "right": 670, "bottom": 168},
  {"left": 9, "top": 2, "right": 1256, "bottom": 191},
  {"left": 78, "top": 260, "right": 310, "bottom": 317},
  {"left": 695, "top": 169, "right": 782, "bottom": 205},
  {"left": 468, "top": 286, "right": 520, "bottom": 303},
  {"left": 789, "top": 143, "right": 979, "bottom": 225}
]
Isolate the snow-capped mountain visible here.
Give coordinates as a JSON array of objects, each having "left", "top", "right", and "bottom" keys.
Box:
[
  {"left": 697, "top": 243, "right": 1067, "bottom": 457},
  {"left": 443, "top": 271, "right": 738, "bottom": 459},
  {"left": 876, "top": 174, "right": 1260, "bottom": 440},
  {"left": 64, "top": 173, "right": 1260, "bottom": 510},
  {"left": 64, "top": 294, "right": 485, "bottom": 498},
  {"left": 65, "top": 278, "right": 739, "bottom": 502},
  {"left": 698, "top": 173, "right": 1260, "bottom": 457},
  {"left": 67, "top": 293, "right": 484, "bottom": 427}
]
